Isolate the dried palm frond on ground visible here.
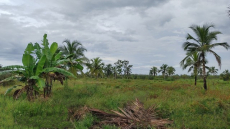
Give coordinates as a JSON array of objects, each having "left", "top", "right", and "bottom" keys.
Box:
[{"left": 69, "top": 98, "right": 173, "bottom": 129}]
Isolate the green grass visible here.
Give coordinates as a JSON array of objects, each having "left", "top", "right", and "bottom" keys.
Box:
[{"left": 0, "top": 78, "right": 230, "bottom": 128}]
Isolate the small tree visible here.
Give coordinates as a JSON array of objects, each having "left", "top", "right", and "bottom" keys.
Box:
[
  {"left": 114, "top": 60, "right": 123, "bottom": 77},
  {"left": 180, "top": 52, "right": 202, "bottom": 85},
  {"left": 149, "top": 67, "right": 158, "bottom": 77},
  {"left": 122, "top": 60, "right": 133, "bottom": 79},
  {"left": 220, "top": 70, "right": 230, "bottom": 81},
  {"left": 104, "top": 64, "right": 113, "bottom": 77},
  {"left": 166, "top": 66, "right": 176, "bottom": 76},
  {"left": 87, "top": 57, "right": 104, "bottom": 78},
  {"left": 158, "top": 64, "right": 168, "bottom": 80}
]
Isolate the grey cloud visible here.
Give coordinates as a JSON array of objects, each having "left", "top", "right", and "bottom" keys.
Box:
[{"left": 0, "top": 0, "right": 229, "bottom": 74}]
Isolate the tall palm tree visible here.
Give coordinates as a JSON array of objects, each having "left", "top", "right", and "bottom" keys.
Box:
[
  {"left": 183, "top": 24, "right": 229, "bottom": 90},
  {"left": 59, "top": 39, "right": 88, "bottom": 75},
  {"left": 87, "top": 57, "right": 104, "bottom": 78},
  {"left": 180, "top": 52, "right": 201, "bottom": 85},
  {"left": 149, "top": 67, "right": 158, "bottom": 77},
  {"left": 166, "top": 66, "right": 176, "bottom": 76},
  {"left": 158, "top": 64, "right": 168, "bottom": 80}
]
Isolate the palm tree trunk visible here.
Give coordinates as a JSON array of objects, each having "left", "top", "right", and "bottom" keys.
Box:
[
  {"left": 195, "top": 75, "right": 197, "bottom": 85},
  {"left": 202, "top": 54, "right": 207, "bottom": 90}
]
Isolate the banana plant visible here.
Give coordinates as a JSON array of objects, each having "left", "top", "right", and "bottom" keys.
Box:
[
  {"left": 34, "top": 34, "right": 83, "bottom": 97},
  {"left": 0, "top": 43, "right": 47, "bottom": 100},
  {"left": 0, "top": 34, "right": 80, "bottom": 100}
]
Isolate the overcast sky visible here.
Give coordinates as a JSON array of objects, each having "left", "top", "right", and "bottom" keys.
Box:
[{"left": 0, "top": 0, "right": 230, "bottom": 75}]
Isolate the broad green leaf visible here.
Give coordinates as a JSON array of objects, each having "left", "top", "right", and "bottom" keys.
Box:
[
  {"left": 42, "top": 67, "right": 76, "bottom": 78},
  {"left": 24, "top": 43, "right": 34, "bottom": 54},
  {"left": 42, "top": 34, "right": 48, "bottom": 46},
  {"left": 41, "top": 34, "right": 52, "bottom": 61},
  {"left": 54, "top": 59, "right": 69, "bottom": 66},
  {"left": 4, "top": 85, "right": 22, "bottom": 95},
  {"left": 34, "top": 43, "right": 41, "bottom": 49},
  {"left": 34, "top": 43, "right": 42, "bottom": 59},
  {"left": 50, "top": 42, "right": 58, "bottom": 57},
  {"left": 22, "top": 54, "right": 34, "bottom": 67},
  {"left": 30, "top": 76, "right": 45, "bottom": 88},
  {"left": 35, "top": 55, "right": 46, "bottom": 76},
  {"left": 65, "top": 54, "right": 73, "bottom": 59},
  {"left": 74, "top": 63, "right": 83, "bottom": 71},
  {"left": 54, "top": 52, "right": 62, "bottom": 61},
  {"left": 30, "top": 76, "right": 39, "bottom": 80},
  {"left": 37, "top": 78, "right": 45, "bottom": 88}
]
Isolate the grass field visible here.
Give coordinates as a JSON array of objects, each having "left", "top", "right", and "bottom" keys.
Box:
[{"left": 0, "top": 78, "right": 230, "bottom": 128}]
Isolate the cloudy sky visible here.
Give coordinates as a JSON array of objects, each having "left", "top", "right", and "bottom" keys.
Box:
[{"left": 0, "top": 0, "right": 230, "bottom": 75}]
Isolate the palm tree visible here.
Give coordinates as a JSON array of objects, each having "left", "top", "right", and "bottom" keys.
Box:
[
  {"left": 122, "top": 60, "right": 133, "bottom": 79},
  {"left": 166, "top": 66, "right": 175, "bottom": 76},
  {"left": 208, "top": 66, "right": 218, "bottom": 76},
  {"left": 149, "top": 67, "right": 158, "bottom": 77},
  {"left": 158, "top": 64, "right": 168, "bottom": 80},
  {"left": 60, "top": 39, "right": 87, "bottom": 59},
  {"left": 124, "top": 64, "right": 133, "bottom": 79},
  {"left": 114, "top": 60, "right": 123, "bottom": 76},
  {"left": 180, "top": 52, "right": 201, "bottom": 85},
  {"left": 183, "top": 24, "right": 230, "bottom": 90},
  {"left": 104, "top": 64, "right": 113, "bottom": 77},
  {"left": 87, "top": 57, "right": 104, "bottom": 78},
  {"left": 59, "top": 39, "right": 88, "bottom": 75}
]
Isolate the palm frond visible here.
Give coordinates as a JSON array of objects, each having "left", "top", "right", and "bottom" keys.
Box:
[
  {"left": 208, "top": 50, "right": 221, "bottom": 68},
  {"left": 183, "top": 42, "right": 199, "bottom": 51},
  {"left": 210, "top": 42, "right": 230, "bottom": 50},
  {"left": 186, "top": 34, "right": 199, "bottom": 43}
]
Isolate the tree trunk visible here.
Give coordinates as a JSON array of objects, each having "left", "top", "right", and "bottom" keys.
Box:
[
  {"left": 203, "top": 77, "right": 207, "bottom": 90},
  {"left": 195, "top": 75, "right": 197, "bottom": 86},
  {"left": 44, "top": 87, "right": 46, "bottom": 98},
  {"left": 27, "top": 80, "right": 36, "bottom": 101},
  {"left": 202, "top": 53, "right": 207, "bottom": 90}
]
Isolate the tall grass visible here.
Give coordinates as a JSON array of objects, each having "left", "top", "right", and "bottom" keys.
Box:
[{"left": 0, "top": 78, "right": 229, "bottom": 128}]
